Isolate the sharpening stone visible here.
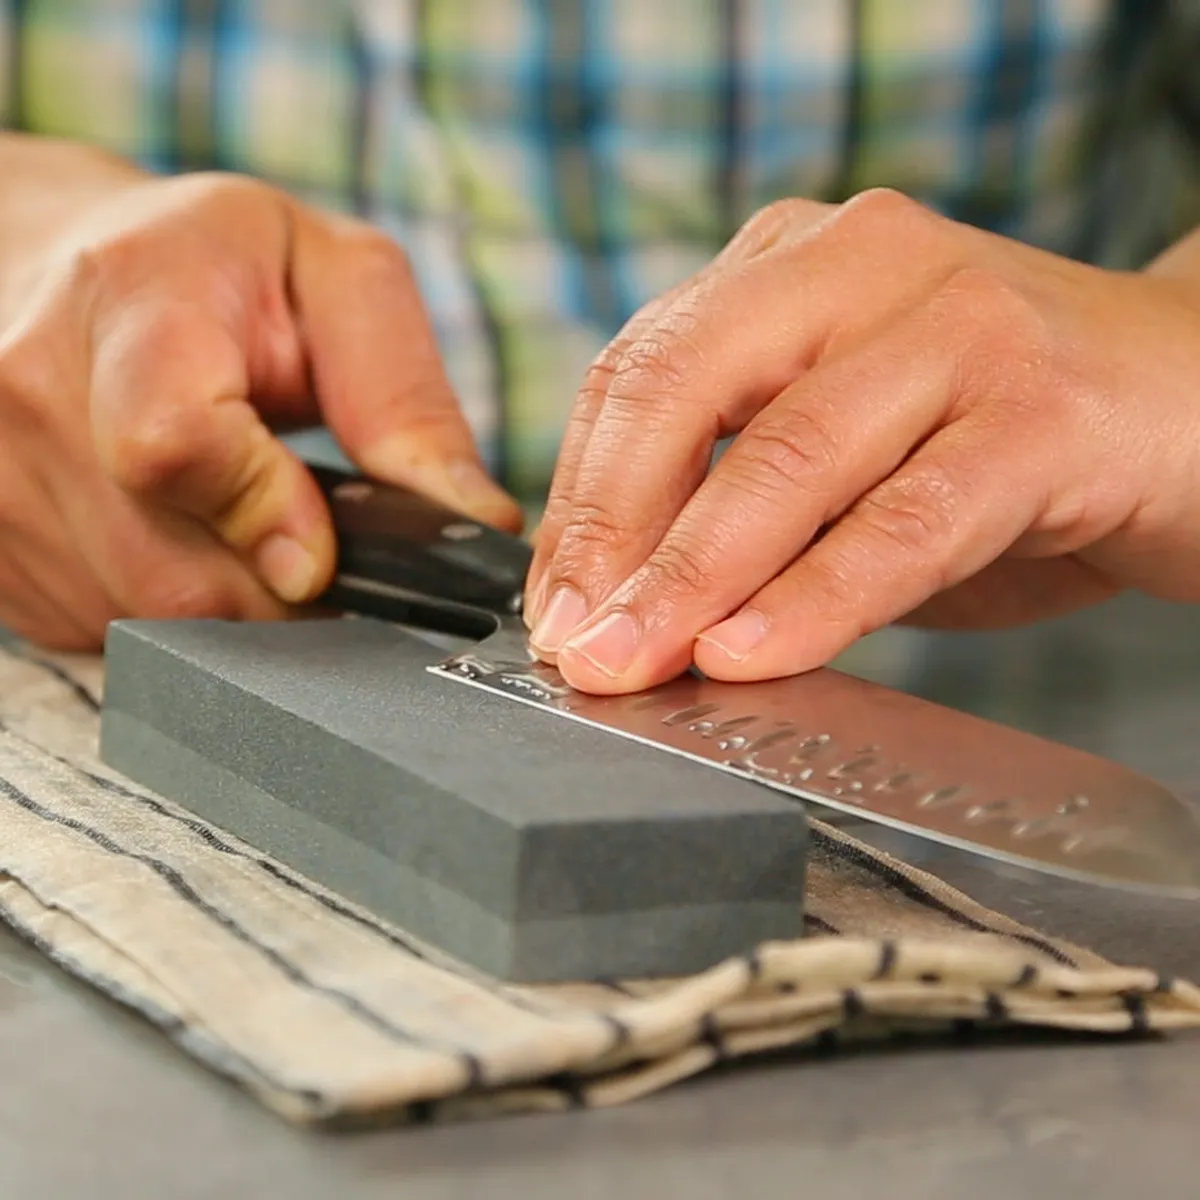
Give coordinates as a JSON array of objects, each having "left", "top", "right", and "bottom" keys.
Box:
[{"left": 98, "top": 618, "right": 808, "bottom": 982}]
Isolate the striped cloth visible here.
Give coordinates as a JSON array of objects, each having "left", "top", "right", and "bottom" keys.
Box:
[
  {"left": 2, "top": 0, "right": 1199, "bottom": 500},
  {"left": 0, "top": 639, "right": 1197, "bottom": 1125}
]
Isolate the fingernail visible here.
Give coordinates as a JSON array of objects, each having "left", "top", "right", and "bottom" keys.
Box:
[
  {"left": 562, "top": 610, "right": 639, "bottom": 678},
  {"left": 697, "top": 609, "right": 768, "bottom": 661},
  {"left": 529, "top": 585, "right": 588, "bottom": 653},
  {"left": 256, "top": 535, "right": 318, "bottom": 603}
]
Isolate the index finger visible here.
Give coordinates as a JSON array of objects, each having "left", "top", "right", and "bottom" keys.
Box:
[
  {"left": 287, "top": 207, "right": 524, "bottom": 532},
  {"left": 523, "top": 281, "right": 693, "bottom": 626}
]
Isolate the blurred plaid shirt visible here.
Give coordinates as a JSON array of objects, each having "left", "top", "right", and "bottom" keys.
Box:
[{"left": 1, "top": 1, "right": 1198, "bottom": 500}]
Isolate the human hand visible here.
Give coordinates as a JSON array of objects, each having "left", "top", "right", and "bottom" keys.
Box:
[
  {"left": 0, "top": 153, "right": 519, "bottom": 649},
  {"left": 525, "top": 188, "right": 1200, "bottom": 693}
]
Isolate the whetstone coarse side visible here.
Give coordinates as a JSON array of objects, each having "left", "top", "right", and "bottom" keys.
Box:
[{"left": 98, "top": 617, "right": 808, "bottom": 982}]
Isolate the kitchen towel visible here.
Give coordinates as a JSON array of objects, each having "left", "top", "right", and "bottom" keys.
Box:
[{"left": 0, "top": 639, "right": 1198, "bottom": 1127}]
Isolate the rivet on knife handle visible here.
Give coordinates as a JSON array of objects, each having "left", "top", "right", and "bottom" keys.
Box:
[{"left": 305, "top": 462, "right": 533, "bottom": 633}]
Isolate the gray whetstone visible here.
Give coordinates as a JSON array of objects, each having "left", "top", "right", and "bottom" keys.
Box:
[{"left": 98, "top": 618, "right": 808, "bottom": 982}]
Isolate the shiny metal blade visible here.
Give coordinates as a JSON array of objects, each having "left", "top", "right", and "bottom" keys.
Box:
[{"left": 427, "top": 619, "right": 1200, "bottom": 898}]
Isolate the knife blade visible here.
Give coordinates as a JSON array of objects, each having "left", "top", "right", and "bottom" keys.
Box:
[{"left": 310, "top": 462, "right": 1200, "bottom": 899}]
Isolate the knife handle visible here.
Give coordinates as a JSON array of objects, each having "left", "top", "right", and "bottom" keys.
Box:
[{"left": 305, "top": 462, "right": 533, "bottom": 634}]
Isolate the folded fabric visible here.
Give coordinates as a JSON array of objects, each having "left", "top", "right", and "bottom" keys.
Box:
[{"left": 0, "top": 641, "right": 1197, "bottom": 1127}]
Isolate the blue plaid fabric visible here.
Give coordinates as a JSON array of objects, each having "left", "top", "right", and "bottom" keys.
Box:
[{"left": 1, "top": 0, "right": 1198, "bottom": 499}]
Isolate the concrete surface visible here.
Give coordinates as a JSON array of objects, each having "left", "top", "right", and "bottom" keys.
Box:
[{"left": 4, "top": 589, "right": 1200, "bottom": 1199}]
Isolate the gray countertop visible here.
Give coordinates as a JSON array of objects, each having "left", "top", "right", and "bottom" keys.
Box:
[{"left": 4, "top": 591, "right": 1200, "bottom": 1199}]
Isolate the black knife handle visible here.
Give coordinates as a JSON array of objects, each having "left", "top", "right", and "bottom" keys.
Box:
[{"left": 306, "top": 462, "right": 533, "bottom": 633}]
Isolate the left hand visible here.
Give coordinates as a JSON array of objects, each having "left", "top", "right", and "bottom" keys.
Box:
[{"left": 522, "top": 188, "right": 1200, "bottom": 693}]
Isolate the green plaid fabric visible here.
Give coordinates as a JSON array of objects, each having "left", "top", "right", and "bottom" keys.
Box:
[{"left": 2, "top": 0, "right": 1198, "bottom": 500}]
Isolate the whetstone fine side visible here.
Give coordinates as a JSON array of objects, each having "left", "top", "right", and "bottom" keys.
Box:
[{"left": 98, "top": 617, "right": 808, "bottom": 982}]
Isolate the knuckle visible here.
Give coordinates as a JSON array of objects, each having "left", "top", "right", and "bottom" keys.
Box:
[
  {"left": 608, "top": 322, "right": 703, "bottom": 411},
  {"left": 736, "top": 197, "right": 810, "bottom": 252},
  {"left": 69, "top": 230, "right": 153, "bottom": 296},
  {"left": 647, "top": 536, "right": 716, "bottom": 597},
  {"left": 556, "top": 501, "right": 629, "bottom": 562},
  {"left": 573, "top": 317, "right": 668, "bottom": 412},
  {"left": 579, "top": 339, "right": 631, "bottom": 397},
  {"left": 836, "top": 186, "right": 936, "bottom": 234},
  {"left": 856, "top": 464, "right": 965, "bottom": 557},
  {"left": 342, "top": 228, "right": 414, "bottom": 290},
  {"left": 750, "top": 197, "right": 806, "bottom": 228},
  {"left": 538, "top": 492, "right": 575, "bottom": 537},
  {"left": 95, "top": 304, "right": 233, "bottom": 497},
  {"left": 68, "top": 175, "right": 278, "bottom": 296},
  {"left": 77, "top": 239, "right": 242, "bottom": 326},
  {"left": 105, "top": 407, "right": 198, "bottom": 496},
  {"left": 725, "top": 414, "right": 840, "bottom": 503},
  {"left": 164, "top": 170, "right": 280, "bottom": 227},
  {"left": 188, "top": 170, "right": 273, "bottom": 207}
]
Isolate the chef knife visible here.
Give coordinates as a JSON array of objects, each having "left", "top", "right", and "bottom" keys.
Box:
[{"left": 310, "top": 461, "right": 1200, "bottom": 899}]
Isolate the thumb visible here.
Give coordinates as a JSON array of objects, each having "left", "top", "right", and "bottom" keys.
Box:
[
  {"left": 90, "top": 297, "right": 336, "bottom": 603},
  {"left": 286, "top": 206, "right": 524, "bottom": 532}
]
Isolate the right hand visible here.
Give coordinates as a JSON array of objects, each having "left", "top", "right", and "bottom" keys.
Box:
[{"left": 0, "top": 147, "right": 520, "bottom": 650}]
